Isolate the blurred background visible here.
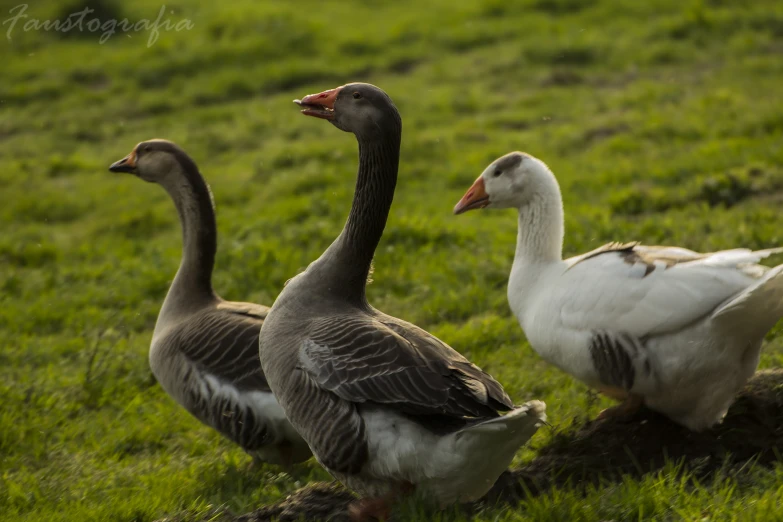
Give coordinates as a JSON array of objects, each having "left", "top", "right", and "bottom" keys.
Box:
[{"left": 2, "top": 0, "right": 783, "bottom": 520}]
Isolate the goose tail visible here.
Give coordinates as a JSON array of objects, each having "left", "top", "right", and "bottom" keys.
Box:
[
  {"left": 712, "top": 263, "right": 783, "bottom": 335},
  {"left": 458, "top": 400, "right": 546, "bottom": 439},
  {"left": 444, "top": 400, "right": 546, "bottom": 502}
]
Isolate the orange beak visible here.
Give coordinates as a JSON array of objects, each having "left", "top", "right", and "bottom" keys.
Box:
[
  {"left": 109, "top": 150, "right": 137, "bottom": 173},
  {"left": 453, "top": 177, "right": 490, "bottom": 214},
  {"left": 294, "top": 86, "right": 342, "bottom": 120}
]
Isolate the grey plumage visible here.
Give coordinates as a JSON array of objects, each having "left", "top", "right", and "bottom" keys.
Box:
[
  {"left": 301, "top": 315, "right": 512, "bottom": 419},
  {"left": 589, "top": 330, "right": 649, "bottom": 391},
  {"left": 110, "top": 139, "right": 310, "bottom": 467},
  {"left": 290, "top": 311, "right": 516, "bottom": 473},
  {"left": 260, "top": 84, "right": 545, "bottom": 509},
  {"left": 152, "top": 304, "right": 269, "bottom": 449}
]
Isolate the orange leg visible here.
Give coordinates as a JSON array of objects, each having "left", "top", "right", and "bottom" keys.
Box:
[
  {"left": 597, "top": 393, "right": 644, "bottom": 420},
  {"left": 348, "top": 496, "right": 393, "bottom": 522},
  {"left": 348, "top": 482, "right": 415, "bottom": 522}
]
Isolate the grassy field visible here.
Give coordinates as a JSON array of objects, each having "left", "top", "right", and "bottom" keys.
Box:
[{"left": 3, "top": 0, "right": 783, "bottom": 520}]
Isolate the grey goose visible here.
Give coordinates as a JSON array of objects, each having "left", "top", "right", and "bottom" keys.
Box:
[
  {"left": 454, "top": 151, "right": 783, "bottom": 431},
  {"left": 109, "top": 139, "right": 310, "bottom": 466},
  {"left": 257, "top": 84, "right": 546, "bottom": 521}
]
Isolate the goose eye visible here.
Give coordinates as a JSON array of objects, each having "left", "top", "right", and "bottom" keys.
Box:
[
  {"left": 352, "top": 92, "right": 361, "bottom": 99},
  {"left": 493, "top": 169, "right": 502, "bottom": 177}
]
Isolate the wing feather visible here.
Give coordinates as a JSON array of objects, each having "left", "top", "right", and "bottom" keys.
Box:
[
  {"left": 557, "top": 243, "right": 773, "bottom": 337},
  {"left": 167, "top": 303, "right": 271, "bottom": 393},
  {"left": 298, "top": 314, "right": 513, "bottom": 422}
]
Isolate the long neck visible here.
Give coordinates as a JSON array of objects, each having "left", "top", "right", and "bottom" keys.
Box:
[
  {"left": 317, "top": 128, "right": 401, "bottom": 304},
  {"left": 513, "top": 178, "right": 564, "bottom": 266},
  {"left": 159, "top": 166, "right": 217, "bottom": 306}
]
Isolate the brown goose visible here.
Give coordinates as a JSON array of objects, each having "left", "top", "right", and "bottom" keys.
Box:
[
  {"left": 109, "top": 139, "right": 310, "bottom": 467},
  {"left": 258, "top": 84, "right": 546, "bottom": 520}
]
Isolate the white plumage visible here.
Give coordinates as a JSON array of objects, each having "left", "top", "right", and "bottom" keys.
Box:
[
  {"left": 348, "top": 402, "right": 546, "bottom": 507},
  {"left": 454, "top": 151, "right": 783, "bottom": 431}
]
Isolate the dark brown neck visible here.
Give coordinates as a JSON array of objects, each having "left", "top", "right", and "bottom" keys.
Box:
[
  {"left": 317, "top": 127, "right": 401, "bottom": 305},
  {"left": 162, "top": 163, "right": 217, "bottom": 301}
]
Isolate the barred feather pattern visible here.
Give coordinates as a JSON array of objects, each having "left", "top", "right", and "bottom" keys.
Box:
[
  {"left": 300, "top": 314, "right": 513, "bottom": 420},
  {"left": 151, "top": 304, "right": 308, "bottom": 459},
  {"left": 281, "top": 369, "right": 369, "bottom": 474}
]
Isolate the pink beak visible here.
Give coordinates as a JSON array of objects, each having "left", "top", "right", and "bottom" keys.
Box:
[{"left": 294, "top": 86, "right": 343, "bottom": 120}]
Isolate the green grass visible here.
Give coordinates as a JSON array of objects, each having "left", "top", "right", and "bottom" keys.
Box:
[{"left": 3, "top": 0, "right": 783, "bottom": 520}]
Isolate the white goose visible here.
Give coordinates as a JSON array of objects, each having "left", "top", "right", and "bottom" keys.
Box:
[{"left": 454, "top": 151, "right": 783, "bottom": 431}]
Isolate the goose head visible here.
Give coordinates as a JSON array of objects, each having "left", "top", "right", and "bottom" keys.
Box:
[
  {"left": 453, "top": 152, "right": 554, "bottom": 214},
  {"left": 294, "top": 82, "right": 400, "bottom": 138},
  {"left": 109, "top": 139, "right": 193, "bottom": 184}
]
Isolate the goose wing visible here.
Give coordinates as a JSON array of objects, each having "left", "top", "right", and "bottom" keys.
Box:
[
  {"left": 558, "top": 242, "right": 780, "bottom": 337},
  {"left": 298, "top": 313, "right": 513, "bottom": 422},
  {"left": 172, "top": 303, "right": 271, "bottom": 392}
]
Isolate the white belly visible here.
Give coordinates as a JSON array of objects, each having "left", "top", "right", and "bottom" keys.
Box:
[
  {"left": 642, "top": 326, "right": 761, "bottom": 431},
  {"left": 525, "top": 314, "right": 762, "bottom": 431},
  {"left": 328, "top": 408, "right": 509, "bottom": 506}
]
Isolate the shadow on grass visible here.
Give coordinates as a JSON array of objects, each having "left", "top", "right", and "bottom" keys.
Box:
[
  {"left": 483, "top": 369, "right": 783, "bottom": 506},
  {"left": 228, "top": 369, "right": 783, "bottom": 521}
]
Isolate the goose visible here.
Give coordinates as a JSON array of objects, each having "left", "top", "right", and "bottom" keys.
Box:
[
  {"left": 257, "top": 84, "right": 546, "bottom": 521},
  {"left": 108, "top": 139, "right": 310, "bottom": 467},
  {"left": 453, "top": 151, "right": 783, "bottom": 431}
]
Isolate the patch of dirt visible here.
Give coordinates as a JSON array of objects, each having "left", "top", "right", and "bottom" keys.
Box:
[{"left": 228, "top": 370, "right": 783, "bottom": 521}]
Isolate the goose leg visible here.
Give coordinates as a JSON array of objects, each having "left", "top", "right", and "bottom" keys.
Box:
[
  {"left": 597, "top": 393, "right": 643, "bottom": 420},
  {"left": 348, "top": 496, "right": 393, "bottom": 522},
  {"left": 348, "top": 482, "right": 415, "bottom": 522}
]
